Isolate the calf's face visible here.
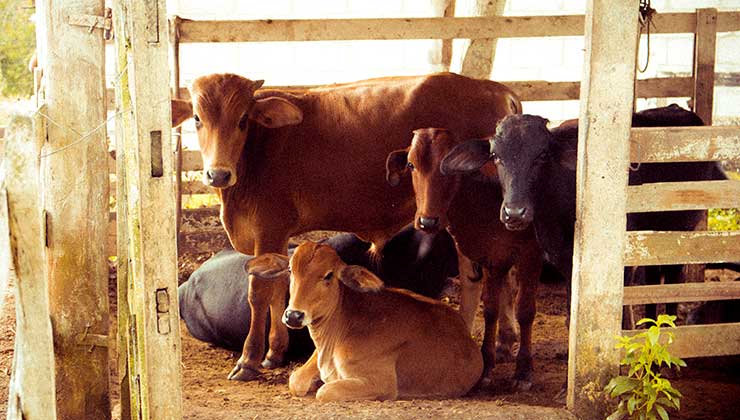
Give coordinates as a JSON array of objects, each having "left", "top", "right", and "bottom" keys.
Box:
[
  {"left": 170, "top": 73, "right": 303, "bottom": 188},
  {"left": 283, "top": 242, "right": 383, "bottom": 329},
  {"left": 386, "top": 128, "right": 461, "bottom": 234},
  {"left": 441, "top": 114, "right": 576, "bottom": 231}
]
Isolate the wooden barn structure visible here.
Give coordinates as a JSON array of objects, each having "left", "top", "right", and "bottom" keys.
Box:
[{"left": 0, "top": 0, "right": 739, "bottom": 419}]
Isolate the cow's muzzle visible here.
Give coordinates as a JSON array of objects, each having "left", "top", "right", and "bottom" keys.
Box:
[
  {"left": 417, "top": 216, "right": 440, "bottom": 233},
  {"left": 204, "top": 168, "right": 233, "bottom": 188},
  {"left": 283, "top": 309, "right": 306, "bottom": 329},
  {"left": 501, "top": 205, "right": 531, "bottom": 231}
]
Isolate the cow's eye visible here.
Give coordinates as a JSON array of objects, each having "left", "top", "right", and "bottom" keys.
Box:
[
  {"left": 490, "top": 152, "right": 501, "bottom": 164},
  {"left": 323, "top": 271, "right": 333, "bottom": 281},
  {"left": 193, "top": 114, "right": 202, "bottom": 129},
  {"left": 238, "top": 113, "right": 249, "bottom": 130},
  {"left": 406, "top": 162, "right": 415, "bottom": 171}
]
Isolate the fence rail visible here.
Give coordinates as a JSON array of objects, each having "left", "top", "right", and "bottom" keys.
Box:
[
  {"left": 625, "top": 230, "right": 740, "bottom": 266},
  {"left": 623, "top": 322, "right": 740, "bottom": 359},
  {"left": 175, "top": 12, "right": 740, "bottom": 43}
]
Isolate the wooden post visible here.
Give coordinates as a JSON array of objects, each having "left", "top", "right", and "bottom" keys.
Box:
[
  {"left": 693, "top": 8, "right": 717, "bottom": 125},
  {"left": 431, "top": 0, "right": 456, "bottom": 71},
  {"left": 567, "top": 0, "right": 639, "bottom": 418},
  {"left": 686, "top": 8, "right": 717, "bottom": 286},
  {"left": 35, "top": 0, "right": 112, "bottom": 418},
  {"left": 170, "top": 16, "right": 184, "bottom": 252},
  {"left": 113, "top": 0, "right": 184, "bottom": 419},
  {"left": 112, "top": 1, "right": 133, "bottom": 418},
  {"left": 2, "top": 112, "right": 57, "bottom": 420},
  {"left": 459, "top": 0, "right": 506, "bottom": 79}
]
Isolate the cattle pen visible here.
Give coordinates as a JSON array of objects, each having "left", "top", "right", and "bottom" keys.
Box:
[{"left": 1, "top": 0, "right": 740, "bottom": 419}]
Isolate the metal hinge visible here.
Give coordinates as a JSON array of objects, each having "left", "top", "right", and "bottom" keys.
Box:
[
  {"left": 68, "top": 8, "right": 113, "bottom": 40},
  {"left": 76, "top": 323, "right": 109, "bottom": 352}
]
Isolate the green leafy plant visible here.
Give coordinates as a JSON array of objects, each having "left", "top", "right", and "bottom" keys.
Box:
[{"left": 605, "top": 315, "right": 686, "bottom": 420}]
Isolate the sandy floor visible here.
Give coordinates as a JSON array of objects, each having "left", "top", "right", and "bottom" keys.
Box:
[{"left": 0, "top": 259, "right": 738, "bottom": 419}]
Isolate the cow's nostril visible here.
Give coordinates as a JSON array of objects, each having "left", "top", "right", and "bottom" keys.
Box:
[
  {"left": 503, "top": 206, "right": 527, "bottom": 219},
  {"left": 418, "top": 216, "right": 439, "bottom": 230},
  {"left": 206, "top": 169, "right": 232, "bottom": 187},
  {"left": 283, "top": 309, "right": 305, "bottom": 329}
]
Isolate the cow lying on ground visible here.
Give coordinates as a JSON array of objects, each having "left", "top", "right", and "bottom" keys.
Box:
[
  {"left": 171, "top": 72, "right": 520, "bottom": 380},
  {"left": 178, "top": 225, "right": 458, "bottom": 354},
  {"left": 386, "top": 128, "right": 542, "bottom": 391},
  {"left": 249, "top": 242, "right": 482, "bottom": 401},
  {"left": 441, "top": 105, "right": 726, "bottom": 325}
]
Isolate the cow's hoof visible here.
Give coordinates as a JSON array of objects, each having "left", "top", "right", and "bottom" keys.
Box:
[
  {"left": 553, "top": 385, "right": 567, "bottom": 404},
  {"left": 227, "top": 363, "right": 261, "bottom": 381},
  {"left": 261, "top": 357, "right": 284, "bottom": 369},
  {"left": 478, "top": 371, "right": 494, "bottom": 389},
  {"left": 511, "top": 378, "right": 532, "bottom": 392}
]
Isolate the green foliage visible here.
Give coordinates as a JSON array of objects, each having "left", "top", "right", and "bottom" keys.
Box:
[
  {"left": 0, "top": 0, "right": 35, "bottom": 97},
  {"left": 709, "top": 208, "right": 740, "bottom": 231},
  {"left": 605, "top": 315, "right": 687, "bottom": 420}
]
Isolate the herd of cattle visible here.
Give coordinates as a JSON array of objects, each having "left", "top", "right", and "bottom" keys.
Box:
[{"left": 172, "top": 72, "right": 735, "bottom": 401}]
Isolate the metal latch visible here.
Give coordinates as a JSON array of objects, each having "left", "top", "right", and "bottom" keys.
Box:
[{"left": 69, "top": 8, "right": 113, "bottom": 40}]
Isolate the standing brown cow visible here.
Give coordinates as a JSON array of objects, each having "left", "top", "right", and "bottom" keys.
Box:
[{"left": 171, "top": 72, "right": 520, "bottom": 381}]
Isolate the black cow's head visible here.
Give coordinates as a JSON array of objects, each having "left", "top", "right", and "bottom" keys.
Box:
[{"left": 441, "top": 114, "right": 577, "bottom": 231}]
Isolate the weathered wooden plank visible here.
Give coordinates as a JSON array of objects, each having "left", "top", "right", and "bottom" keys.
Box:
[
  {"left": 630, "top": 126, "right": 740, "bottom": 163},
  {"left": 567, "top": 1, "right": 638, "bottom": 417},
  {"left": 625, "top": 230, "right": 740, "bottom": 266},
  {"left": 623, "top": 323, "right": 740, "bottom": 359},
  {"left": 171, "top": 16, "right": 184, "bottom": 244},
  {"left": 110, "top": 178, "right": 212, "bottom": 196},
  {"left": 36, "top": 0, "right": 111, "bottom": 417},
  {"left": 176, "top": 12, "right": 740, "bottom": 43},
  {"left": 693, "top": 8, "right": 718, "bottom": 125},
  {"left": 3, "top": 112, "right": 57, "bottom": 420},
  {"left": 111, "top": 1, "right": 133, "bottom": 418},
  {"left": 623, "top": 281, "right": 740, "bottom": 305},
  {"left": 626, "top": 180, "right": 740, "bottom": 213},
  {"left": 179, "top": 15, "right": 586, "bottom": 42},
  {"left": 113, "top": 0, "right": 183, "bottom": 418}
]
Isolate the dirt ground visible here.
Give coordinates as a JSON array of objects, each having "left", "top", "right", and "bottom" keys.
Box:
[{"left": 0, "top": 252, "right": 738, "bottom": 419}]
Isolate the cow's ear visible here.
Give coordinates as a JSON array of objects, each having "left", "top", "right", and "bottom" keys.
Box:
[
  {"left": 246, "top": 253, "right": 290, "bottom": 279},
  {"left": 551, "top": 134, "right": 578, "bottom": 171},
  {"left": 337, "top": 265, "right": 384, "bottom": 292},
  {"left": 171, "top": 99, "right": 193, "bottom": 127},
  {"left": 250, "top": 97, "right": 303, "bottom": 128},
  {"left": 440, "top": 139, "right": 490, "bottom": 175},
  {"left": 252, "top": 79, "right": 265, "bottom": 90},
  {"left": 385, "top": 149, "right": 409, "bottom": 187}
]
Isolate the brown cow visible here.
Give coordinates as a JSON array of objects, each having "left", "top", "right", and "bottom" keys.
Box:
[
  {"left": 171, "top": 72, "right": 520, "bottom": 381},
  {"left": 246, "top": 242, "right": 482, "bottom": 401},
  {"left": 386, "top": 128, "right": 542, "bottom": 391}
]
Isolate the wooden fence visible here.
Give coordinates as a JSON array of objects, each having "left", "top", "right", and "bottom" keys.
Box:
[{"left": 2, "top": 2, "right": 739, "bottom": 419}]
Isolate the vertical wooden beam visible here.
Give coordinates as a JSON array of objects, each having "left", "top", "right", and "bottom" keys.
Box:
[
  {"left": 170, "top": 16, "right": 184, "bottom": 252},
  {"left": 567, "top": 0, "right": 639, "bottom": 418},
  {"left": 432, "top": 0, "right": 456, "bottom": 71},
  {"left": 36, "top": 0, "right": 112, "bottom": 418},
  {"left": 113, "top": 0, "right": 183, "bottom": 419},
  {"left": 692, "top": 8, "right": 717, "bottom": 125},
  {"left": 686, "top": 8, "right": 717, "bottom": 286},
  {"left": 112, "top": 2, "right": 133, "bottom": 418},
  {"left": 459, "top": 0, "right": 506, "bottom": 79},
  {"left": 2, "top": 112, "right": 57, "bottom": 420}
]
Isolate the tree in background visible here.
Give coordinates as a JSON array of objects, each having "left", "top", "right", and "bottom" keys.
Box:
[{"left": 0, "top": 0, "right": 35, "bottom": 97}]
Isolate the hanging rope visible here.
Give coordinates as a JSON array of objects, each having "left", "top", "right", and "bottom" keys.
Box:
[{"left": 637, "top": 0, "right": 656, "bottom": 73}]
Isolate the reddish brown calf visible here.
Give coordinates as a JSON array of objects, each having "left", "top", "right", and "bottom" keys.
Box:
[
  {"left": 386, "top": 128, "right": 543, "bottom": 390},
  {"left": 247, "top": 243, "right": 483, "bottom": 401}
]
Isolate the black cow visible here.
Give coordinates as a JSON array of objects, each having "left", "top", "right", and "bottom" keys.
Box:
[
  {"left": 178, "top": 224, "right": 458, "bottom": 356},
  {"left": 441, "top": 104, "right": 726, "bottom": 322}
]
